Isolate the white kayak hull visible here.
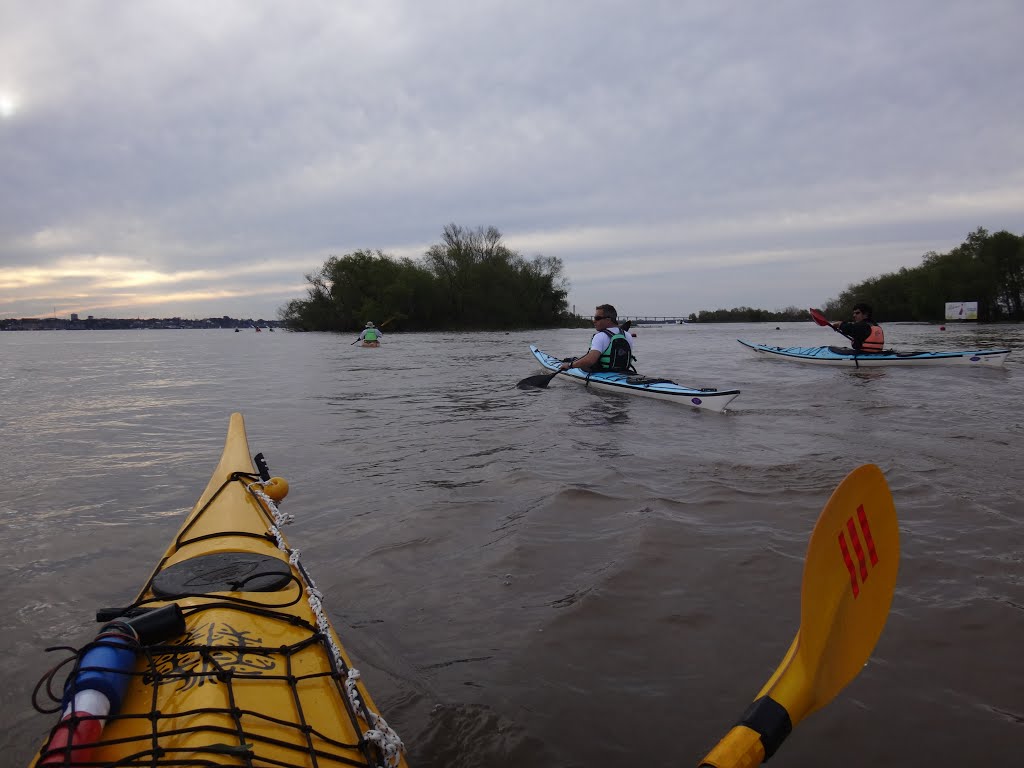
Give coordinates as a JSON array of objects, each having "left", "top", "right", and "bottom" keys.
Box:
[
  {"left": 737, "top": 339, "right": 1011, "bottom": 367},
  {"left": 530, "top": 345, "right": 740, "bottom": 412}
]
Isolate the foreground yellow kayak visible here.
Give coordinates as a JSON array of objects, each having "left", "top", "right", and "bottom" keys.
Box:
[{"left": 29, "top": 412, "right": 407, "bottom": 768}]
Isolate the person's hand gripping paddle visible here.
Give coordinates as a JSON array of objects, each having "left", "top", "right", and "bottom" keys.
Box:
[{"left": 699, "top": 463, "right": 899, "bottom": 767}]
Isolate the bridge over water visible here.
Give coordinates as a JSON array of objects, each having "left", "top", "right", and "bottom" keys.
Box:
[
  {"left": 574, "top": 315, "right": 690, "bottom": 324},
  {"left": 621, "top": 316, "right": 690, "bottom": 324}
]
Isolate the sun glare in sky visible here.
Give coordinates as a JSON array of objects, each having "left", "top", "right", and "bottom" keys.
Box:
[{"left": 0, "top": 92, "right": 19, "bottom": 118}]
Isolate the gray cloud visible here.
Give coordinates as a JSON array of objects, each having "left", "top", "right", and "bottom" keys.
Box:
[{"left": 2, "top": 0, "right": 1022, "bottom": 319}]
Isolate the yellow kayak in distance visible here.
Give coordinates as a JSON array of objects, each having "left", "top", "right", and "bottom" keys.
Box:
[{"left": 28, "top": 412, "right": 407, "bottom": 768}]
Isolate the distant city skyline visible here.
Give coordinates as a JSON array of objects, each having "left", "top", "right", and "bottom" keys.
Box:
[{"left": 1, "top": 314, "right": 281, "bottom": 331}]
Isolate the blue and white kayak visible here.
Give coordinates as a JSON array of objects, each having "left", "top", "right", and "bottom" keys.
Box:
[
  {"left": 737, "top": 339, "right": 1011, "bottom": 367},
  {"left": 530, "top": 345, "right": 740, "bottom": 412}
]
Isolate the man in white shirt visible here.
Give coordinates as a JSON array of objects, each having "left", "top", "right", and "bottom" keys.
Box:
[{"left": 559, "top": 304, "right": 635, "bottom": 372}]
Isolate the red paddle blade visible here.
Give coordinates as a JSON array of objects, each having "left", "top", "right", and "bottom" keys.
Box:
[{"left": 809, "top": 308, "right": 830, "bottom": 326}]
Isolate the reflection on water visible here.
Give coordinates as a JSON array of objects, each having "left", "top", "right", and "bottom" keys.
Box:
[
  {"left": 2, "top": 325, "right": 1022, "bottom": 768},
  {"left": 847, "top": 368, "right": 889, "bottom": 382}
]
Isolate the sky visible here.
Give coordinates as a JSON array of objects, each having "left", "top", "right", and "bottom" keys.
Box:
[{"left": 2, "top": 1, "right": 1023, "bottom": 321}]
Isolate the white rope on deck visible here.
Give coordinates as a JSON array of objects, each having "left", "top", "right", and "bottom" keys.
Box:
[{"left": 249, "top": 482, "right": 406, "bottom": 768}]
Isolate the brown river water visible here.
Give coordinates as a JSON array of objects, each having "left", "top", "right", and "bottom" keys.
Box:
[{"left": 2, "top": 323, "right": 1021, "bottom": 767}]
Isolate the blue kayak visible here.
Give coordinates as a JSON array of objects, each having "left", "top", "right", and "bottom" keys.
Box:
[
  {"left": 738, "top": 339, "right": 1010, "bottom": 367},
  {"left": 529, "top": 345, "right": 740, "bottom": 412}
]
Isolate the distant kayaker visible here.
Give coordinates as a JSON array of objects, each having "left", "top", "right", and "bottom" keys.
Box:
[
  {"left": 358, "top": 322, "right": 382, "bottom": 344},
  {"left": 559, "top": 304, "right": 636, "bottom": 372},
  {"left": 832, "top": 303, "right": 885, "bottom": 352}
]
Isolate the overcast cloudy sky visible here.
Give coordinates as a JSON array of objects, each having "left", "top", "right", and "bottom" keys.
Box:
[{"left": 2, "top": 1, "right": 1022, "bottom": 320}]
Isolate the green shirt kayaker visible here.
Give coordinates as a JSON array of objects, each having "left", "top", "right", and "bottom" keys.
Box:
[{"left": 358, "top": 322, "right": 382, "bottom": 343}]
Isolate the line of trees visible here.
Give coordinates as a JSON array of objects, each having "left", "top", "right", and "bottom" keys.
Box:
[
  {"left": 278, "top": 225, "right": 574, "bottom": 331},
  {"left": 820, "top": 227, "right": 1024, "bottom": 322},
  {"left": 686, "top": 228, "right": 1022, "bottom": 323},
  {"left": 687, "top": 307, "right": 812, "bottom": 323},
  {"left": 281, "top": 224, "right": 1022, "bottom": 331}
]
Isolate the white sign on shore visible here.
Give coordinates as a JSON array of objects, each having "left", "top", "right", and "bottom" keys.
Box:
[{"left": 944, "top": 301, "right": 978, "bottom": 320}]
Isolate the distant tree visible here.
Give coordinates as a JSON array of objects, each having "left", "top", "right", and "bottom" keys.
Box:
[
  {"left": 977, "top": 230, "right": 1024, "bottom": 319},
  {"left": 279, "top": 225, "right": 572, "bottom": 331},
  {"left": 819, "top": 227, "right": 1024, "bottom": 322}
]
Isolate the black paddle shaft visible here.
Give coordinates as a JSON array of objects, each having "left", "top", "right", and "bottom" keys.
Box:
[{"left": 516, "top": 370, "right": 561, "bottom": 389}]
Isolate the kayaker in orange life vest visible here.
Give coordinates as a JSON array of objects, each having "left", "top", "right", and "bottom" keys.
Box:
[{"left": 832, "top": 302, "right": 885, "bottom": 352}]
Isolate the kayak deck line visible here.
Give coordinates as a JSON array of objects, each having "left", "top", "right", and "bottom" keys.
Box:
[{"left": 28, "top": 413, "right": 406, "bottom": 768}]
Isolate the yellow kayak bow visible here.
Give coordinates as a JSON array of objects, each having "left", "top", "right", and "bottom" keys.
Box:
[{"left": 31, "top": 412, "right": 407, "bottom": 768}]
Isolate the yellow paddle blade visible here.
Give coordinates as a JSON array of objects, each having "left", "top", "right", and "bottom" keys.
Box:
[
  {"left": 788, "top": 463, "right": 899, "bottom": 720},
  {"left": 700, "top": 464, "right": 899, "bottom": 767}
]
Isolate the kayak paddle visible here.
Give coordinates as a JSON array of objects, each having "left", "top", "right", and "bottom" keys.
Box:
[
  {"left": 517, "top": 320, "right": 632, "bottom": 389},
  {"left": 516, "top": 369, "right": 562, "bottom": 389},
  {"left": 809, "top": 307, "right": 831, "bottom": 327},
  {"left": 699, "top": 463, "right": 899, "bottom": 767},
  {"left": 809, "top": 308, "right": 852, "bottom": 341}
]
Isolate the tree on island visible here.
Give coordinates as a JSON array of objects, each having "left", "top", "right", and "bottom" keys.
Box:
[{"left": 278, "top": 224, "right": 573, "bottom": 332}]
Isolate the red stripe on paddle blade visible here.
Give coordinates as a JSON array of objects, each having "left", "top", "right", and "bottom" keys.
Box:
[
  {"left": 838, "top": 531, "right": 859, "bottom": 598},
  {"left": 857, "top": 504, "right": 879, "bottom": 566},
  {"left": 846, "top": 517, "right": 868, "bottom": 582}
]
